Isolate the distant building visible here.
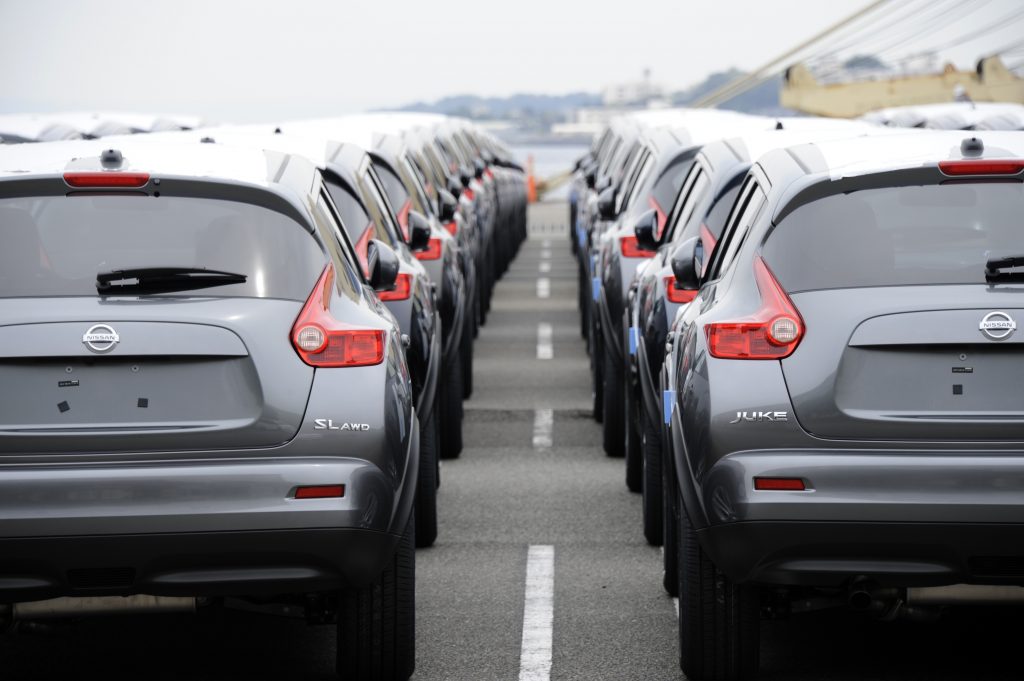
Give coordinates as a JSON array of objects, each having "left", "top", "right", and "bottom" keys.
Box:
[{"left": 602, "top": 69, "right": 666, "bottom": 107}]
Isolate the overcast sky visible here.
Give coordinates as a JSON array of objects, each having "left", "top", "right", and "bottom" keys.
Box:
[{"left": 0, "top": 0, "right": 1015, "bottom": 122}]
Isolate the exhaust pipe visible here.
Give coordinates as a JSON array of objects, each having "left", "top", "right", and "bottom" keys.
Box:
[{"left": 10, "top": 595, "right": 195, "bottom": 620}]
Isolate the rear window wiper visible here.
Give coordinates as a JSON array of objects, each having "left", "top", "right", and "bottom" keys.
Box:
[
  {"left": 985, "top": 255, "right": 1024, "bottom": 284},
  {"left": 96, "top": 267, "right": 247, "bottom": 294}
]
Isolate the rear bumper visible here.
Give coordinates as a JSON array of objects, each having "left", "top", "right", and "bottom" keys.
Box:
[
  {"left": 700, "top": 521, "right": 1024, "bottom": 588},
  {"left": 696, "top": 451, "right": 1024, "bottom": 587},
  {"left": 0, "top": 526, "right": 400, "bottom": 602},
  {"left": 0, "top": 451, "right": 416, "bottom": 602}
]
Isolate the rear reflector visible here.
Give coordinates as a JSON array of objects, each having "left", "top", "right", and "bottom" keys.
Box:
[
  {"left": 663, "top": 276, "right": 697, "bottom": 304},
  {"left": 754, "top": 477, "right": 806, "bottom": 491},
  {"left": 378, "top": 273, "right": 413, "bottom": 301},
  {"left": 938, "top": 160, "right": 1024, "bottom": 176},
  {"left": 63, "top": 172, "right": 150, "bottom": 188},
  {"left": 291, "top": 264, "right": 386, "bottom": 367},
  {"left": 414, "top": 237, "right": 443, "bottom": 261},
  {"left": 294, "top": 484, "right": 345, "bottom": 499},
  {"left": 620, "top": 235, "right": 655, "bottom": 258}
]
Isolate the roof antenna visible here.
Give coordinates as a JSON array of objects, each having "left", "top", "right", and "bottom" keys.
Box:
[
  {"left": 274, "top": 127, "right": 283, "bottom": 134},
  {"left": 775, "top": 120, "right": 784, "bottom": 130},
  {"left": 961, "top": 137, "right": 984, "bottom": 157},
  {"left": 199, "top": 136, "right": 216, "bottom": 144}
]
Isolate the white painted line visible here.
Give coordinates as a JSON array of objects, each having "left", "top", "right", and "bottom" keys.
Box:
[
  {"left": 536, "top": 278, "right": 551, "bottom": 299},
  {"left": 674, "top": 597, "right": 679, "bottom": 619},
  {"left": 540, "top": 249, "right": 551, "bottom": 260},
  {"left": 518, "top": 545, "right": 555, "bottom": 681},
  {"left": 542, "top": 239, "right": 551, "bottom": 248},
  {"left": 539, "top": 261, "right": 551, "bottom": 273},
  {"left": 532, "top": 409, "right": 553, "bottom": 449},
  {"left": 536, "top": 323, "right": 553, "bottom": 360}
]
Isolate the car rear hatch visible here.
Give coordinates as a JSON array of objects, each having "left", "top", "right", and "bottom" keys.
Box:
[
  {"left": 0, "top": 191, "right": 327, "bottom": 455},
  {"left": 762, "top": 176, "right": 1024, "bottom": 441}
]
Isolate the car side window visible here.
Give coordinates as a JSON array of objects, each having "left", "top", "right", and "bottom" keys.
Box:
[
  {"left": 362, "top": 168, "right": 403, "bottom": 247},
  {"left": 705, "top": 180, "right": 758, "bottom": 280},
  {"left": 314, "top": 191, "right": 364, "bottom": 292},
  {"left": 666, "top": 168, "right": 709, "bottom": 243},
  {"left": 710, "top": 184, "right": 766, "bottom": 280},
  {"left": 619, "top": 151, "right": 654, "bottom": 214}
]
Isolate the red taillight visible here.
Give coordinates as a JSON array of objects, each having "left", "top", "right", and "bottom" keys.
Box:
[
  {"left": 354, "top": 225, "right": 374, "bottom": 278},
  {"left": 649, "top": 196, "right": 667, "bottom": 239},
  {"left": 294, "top": 484, "right": 346, "bottom": 499},
  {"left": 291, "top": 264, "right": 385, "bottom": 367},
  {"left": 663, "top": 276, "right": 697, "bottom": 304},
  {"left": 396, "top": 199, "right": 411, "bottom": 242},
  {"left": 620, "top": 236, "right": 655, "bottom": 258},
  {"left": 754, "top": 477, "right": 806, "bottom": 491},
  {"left": 414, "top": 237, "right": 443, "bottom": 261},
  {"left": 705, "top": 257, "right": 803, "bottom": 360},
  {"left": 463, "top": 187, "right": 475, "bottom": 201},
  {"left": 443, "top": 221, "right": 458, "bottom": 236},
  {"left": 377, "top": 273, "right": 413, "bottom": 301},
  {"left": 938, "top": 160, "right": 1024, "bottom": 176},
  {"left": 63, "top": 172, "right": 150, "bottom": 188}
]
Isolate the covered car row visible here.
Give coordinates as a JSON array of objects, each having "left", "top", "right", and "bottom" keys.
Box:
[
  {"left": 0, "top": 112, "right": 527, "bottom": 681},
  {"left": 571, "top": 107, "right": 1024, "bottom": 679}
]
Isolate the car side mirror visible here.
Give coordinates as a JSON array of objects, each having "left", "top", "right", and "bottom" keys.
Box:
[
  {"left": 446, "top": 176, "right": 463, "bottom": 200},
  {"left": 585, "top": 165, "right": 597, "bottom": 189},
  {"left": 597, "top": 187, "right": 616, "bottom": 220},
  {"left": 634, "top": 209, "right": 659, "bottom": 251},
  {"left": 437, "top": 189, "right": 458, "bottom": 222},
  {"left": 670, "top": 237, "right": 702, "bottom": 291},
  {"left": 473, "top": 159, "right": 485, "bottom": 179},
  {"left": 460, "top": 166, "right": 473, "bottom": 188},
  {"left": 408, "top": 211, "right": 432, "bottom": 252},
  {"left": 596, "top": 176, "right": 612, "bottom": 193},
  {"left": 367, "top": 239, "right": 400, "bottom": 292}
]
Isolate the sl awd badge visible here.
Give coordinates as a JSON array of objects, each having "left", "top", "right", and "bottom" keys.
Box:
[
  {"left": 82, "top": 324, "right": 120, "bottom": 353},
  {"left": 314, "top": 419, "right": 370, "bottom": 431}
]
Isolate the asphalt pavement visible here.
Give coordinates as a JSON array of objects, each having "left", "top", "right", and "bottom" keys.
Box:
[{"left": 1, "top": 200, "right": 1020, "bottom": 680}]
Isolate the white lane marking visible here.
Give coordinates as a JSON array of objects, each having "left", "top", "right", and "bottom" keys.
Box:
[
  {"left": 674, "top": 597, "right": 679, "bottom": 618},
  {"left": 536, "top": 278, "right": 551, "bottom": 299},
  {"left": 532, "top": 409, "right": 553, "bottom": 449},
  {"left": 539, "top": 261, "right": 551, "bottom": 273},
  {"left": 542, "top": 239, "right": 551, "bottom": 248},
  {"left": 537, "top": 323, "right": 553, "bottom": 360},
  {"left": 540, "top": 249, "right": 551, "bottom": 260},
  {"left": 519, "top": 545, "right": 555, "bottom": 681}
]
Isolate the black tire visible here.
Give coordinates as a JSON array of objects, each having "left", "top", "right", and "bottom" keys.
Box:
[
  {"left": 415, "top": 408, "right": 439, "bottom": 547},
  {"left": 461, "top": 311, "right": 474, "bottom": 400},
  {"left": 662, "top": 433, "right": 679, "bottom": 596},
  {"left": 641, "top": 406, "right": 663, "bottom": 546},
  {"left": 602, "top": 349, "right": 625, "bottom": 458},
  {"left": 439, "top": 355, "right": 464, "bottom": 460},
  {"left": 336, "top": 511, "right": 415, "bottom": 681},
  {"left": 677, "top": 500, "right": 759, "bottom": 681},
  {"left": 624, "top": 379, "right": 642, "bottom": 493}
]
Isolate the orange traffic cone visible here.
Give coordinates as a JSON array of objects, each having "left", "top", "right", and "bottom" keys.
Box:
[{"left": 526, "top": 154, "right": 537, "bottom": 204}]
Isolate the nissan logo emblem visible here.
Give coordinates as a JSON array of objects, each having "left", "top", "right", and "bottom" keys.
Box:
[
  {"left": 979, "top": 311, "right": 1016, "bottom": 341},
  {"left": 82, "top": 324, "right": 120, "bottom": 353}
]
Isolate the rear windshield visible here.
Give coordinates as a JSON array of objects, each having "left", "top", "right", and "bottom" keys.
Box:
[
  {"left": 0, "top": 195, "right": 324, "bottom": 299},
  {"left": 763, "top": 182, "right": 1024, "bottom": 292}
]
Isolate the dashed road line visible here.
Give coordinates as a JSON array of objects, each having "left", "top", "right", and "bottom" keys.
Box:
[
  {"left": 532, "top": 409, "right": 553, "bottom": 449},
  {"left": 536, "top": 323, "right": 553, "bottom": 360},
  {"left": 537, "top": 278, "right": 551, "bottom": 299},
  {"left": 539, "top": 261, "right": 551, "bottom": 273},
  {"left": 518, "top": 545, "right": 555, "bottom": 681}
]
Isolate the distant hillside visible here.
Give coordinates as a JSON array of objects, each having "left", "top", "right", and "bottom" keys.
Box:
[
  {"left": 673, "top": 68, "right": 788, "bottom": 115},
  {"left": 395, "top": 92, "right": 603, "bottom": 120}
]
